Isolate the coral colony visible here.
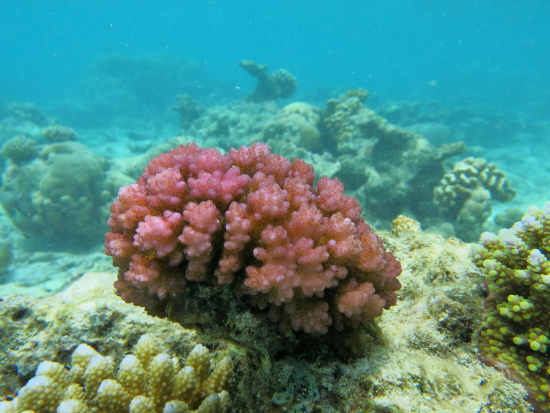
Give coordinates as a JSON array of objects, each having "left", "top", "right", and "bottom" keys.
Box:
[
  {"left": 104, "top": 142, "right": 402, "bottom": 335},
  {"left": 472, "top": 203, "right": 550, "bottom": 411},
  {"left": 2, "top": 334, "right": 232, "bottom": 413}
]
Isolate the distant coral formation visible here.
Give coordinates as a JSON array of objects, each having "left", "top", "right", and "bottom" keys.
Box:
[
  {"left": 0, "top": 102, "right": 52, "bottom": 143},
  {"left": 471, "top": 202, "right": 550, "bottom": 411},
  {"left": 43, "top": 125, "right": 78, "bottom": 143},
  {"left": 434, "top": 157, "right": 516, "bottom": 241},
  {"left": 0, "top": 141, "right": 110, "bottom": 247},
  {"left": 319, "top": 89, "right": 466, "bottom": 227},
  {"left": 172, "top": 95, "right": 204, "bottom": 130},
  {"left": 105, "top": 142, "right": 401, "bottom": 335},
  {"left": 239, "top": 60, "right": 297, "bottom": 102},
  {"left": 0, "top": 137, "right": 138, "bottom": 249},
  {"left": 0, "top": 334, "right": 232, "bottom": 413},
  {"left": 323, "top": 88, "right": 370, "bottom": 143},
  {"left": 0, "top": 136, "right": 38, "bottom": 165},
  {"left": 264, "top": 102, "right": 324, "bottom": 153}
]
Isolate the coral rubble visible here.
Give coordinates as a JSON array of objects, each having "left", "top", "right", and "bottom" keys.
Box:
[
  {"left": 105, "top": 142, "right": 402, "bottom": 335},
  {"left": 472, "top": 202, "right": 550, "bottom": 411}
]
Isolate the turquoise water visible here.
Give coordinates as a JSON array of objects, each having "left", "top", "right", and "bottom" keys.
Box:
[
  {"left": 1, "top": 0, "right": 549, "bottom": 290},
  {"left": 1, "top": 1, "right": 549, "bottom": 112},
  {"left": 0, "top": 1, "right": 548, "bottom": 287}
]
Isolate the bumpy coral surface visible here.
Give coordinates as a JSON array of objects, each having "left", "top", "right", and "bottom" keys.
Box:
[
  {"left": 0, "top": 334, "right": 232, "bottom": 413},
  {"left": 43, "top": 125, "right": 78, "bottom": 143},
  {"left": 2, "top": 228, "right": 534, "bottom": 412},
  {"left": 105, "top": 142, "right": 401, "bottom": 335},
  {"left": 434, "top": 156, "right": 516, "bottom": 209},
  {"left": 471, "top": 202, "right": 550, "bottom": 411},
  {"left": 435, "top": 157, "right": 516, "bottom": 242},
  {"left": 323, "top": 88, "right": 370, "bottom": 143}
]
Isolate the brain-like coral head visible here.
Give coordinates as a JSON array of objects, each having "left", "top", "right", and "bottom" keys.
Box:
[{"left": 105, "top": 142, "right": 401, "bottom": 335}]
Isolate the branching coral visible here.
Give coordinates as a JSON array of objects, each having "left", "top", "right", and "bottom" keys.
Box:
[
  {"left": 0, "top": 334, "right": 232, "bottom": 413},
  {"left": 471, "top": 203, "right": 550, "bottom": 411},
  {"left": 434, "top": 157, "right": 516, "bottom": 241},
  {"left": 239, "top": 60, "right": 297, "bottom": 102},
  {"left": 105, "top": 142, "right": 401, "bottom": 335}
]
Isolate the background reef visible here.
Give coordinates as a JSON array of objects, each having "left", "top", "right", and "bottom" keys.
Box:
[{"left": 0, "top": 73, "right": 549, "bottom": 411}]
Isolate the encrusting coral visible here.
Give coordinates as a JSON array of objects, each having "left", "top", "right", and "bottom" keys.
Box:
[
  {"left": 471, "top": 202, "right": 550, "bottom": 411},
  {"left": 434, "top": 156, "right": 516, "bottom": 241},
  {"left": 239, "top": 60, "right": 297, "bottom": 102},
  {"left": 0, "top": 334, "right": 232, "bottom": 413},
  {"left": 105, "top": 142, "right": 402, "bottom": 335}
]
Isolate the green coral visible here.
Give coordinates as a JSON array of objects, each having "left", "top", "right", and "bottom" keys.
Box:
[{"left": 471, "top": 202, "right": 550, "bottom": 410}]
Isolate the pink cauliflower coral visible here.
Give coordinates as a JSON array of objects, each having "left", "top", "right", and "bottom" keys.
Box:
[{"left": 105, "top": 142, "right": 401, "bottom": 334}]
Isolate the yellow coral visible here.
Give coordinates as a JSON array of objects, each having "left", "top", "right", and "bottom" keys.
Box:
[
  {"left": 2, "top": 335, "right": 233, "bottom": 413},
  {"left": 391, "top": 215, "right": 422, "bottom": 237}
]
